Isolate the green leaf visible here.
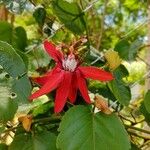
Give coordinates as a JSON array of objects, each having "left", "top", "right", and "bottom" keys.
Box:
[
  {"left": 16, "top": 50, "right": 29, "bottom": 69},
  {"left": 144, "top": 90, "right": 150, "bottom": 113},
  {"left": 9, "top": 131, "right": 57, "bottom": 150},
  {"left": 0, "top": 41, "right": 26, "bottom": 78},
  {"left": 0, "top": 21, "right": 13, "bottom": 43},
  {"left": 0, "top": 86, "right": 18, "bottom": 122},
  {"left": 108, "top": 79, "right": 131, "bottom": 106},
  {"left": 12, "top": 75, "right": 31, "bottom": 104},
  {"left": 57, "top": 105, "right": 131, "bottom": 150},
  {"left": 114, "top": 39, "right": 142, "bottom": 61},
  {"left": 0, "top": 144, "right": 8, "bottom": 150},
  {"left": 113, "top": 64, "right": 129, "bottom": 80},
  {"left": 128, "top": 39, "right": 143, "bottom": 60},
  {"left": 52, "top": 0, "right": 86, "bottom": 35},
  {"left": 0, "top": 21, "right": 27, "bottom": 51},
  {"left": 33, "top": 7, "right": 46, "bottom": 27},
  {"left": 0, "top": 41, "right": 31, "bottom": 104},
  {"left": 13, "top": 26, "right": 27, "bottom": 51}
]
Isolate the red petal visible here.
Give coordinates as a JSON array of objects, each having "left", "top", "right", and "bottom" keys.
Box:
[
  {"left": 79, "top": 66, "right": 114, "bottom": 81},
  {"left": 54, "top": 72, "right": 72, "bottom": 113},
  {"left": 32, "top": 67, "right": 60, "bottom": 86},
  {"left": 68, "top": 73, "right": 77, "bottom": 103},
  {"left": 29, "top": 71, "right": 64, "bottom": 100},
  {"left": 76, "top": 70, "right": 91, "bottom": 104},
  {"left": 44, "top": 40, "right": 63, "bottom": 62}
]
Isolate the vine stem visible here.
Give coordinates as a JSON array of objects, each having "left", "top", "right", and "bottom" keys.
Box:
[{"left": 33, "top": 116, "right": 62, "bottom": 124}]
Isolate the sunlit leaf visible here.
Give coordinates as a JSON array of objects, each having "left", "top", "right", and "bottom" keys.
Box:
[{"left": 104, "top": 49, "right": 122, "bottom": 70}]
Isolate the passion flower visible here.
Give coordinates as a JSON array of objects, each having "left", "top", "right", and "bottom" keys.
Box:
[{"left": 29, "top": 41, "right": 114, "bottom": 113}]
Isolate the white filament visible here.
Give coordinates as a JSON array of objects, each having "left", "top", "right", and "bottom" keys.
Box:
[{"left": 62, "top": 56, "right": 77, "bottom": 72}]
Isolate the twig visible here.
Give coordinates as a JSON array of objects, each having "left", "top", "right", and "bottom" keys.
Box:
[
  {"left": 121, "top": 19, "right": 150, "bottom": 40},
  {"left": 83, "top": 0, "right": 99, "bottom": 12},
  {"left": 130, "top": 69, "right": 150, "bottom": 88},
  {"left": 96, "top": 0, "right": 108, "bottom": 50},
  {"left": 137, "top": 55, "right": 150, "bottom": 68}
]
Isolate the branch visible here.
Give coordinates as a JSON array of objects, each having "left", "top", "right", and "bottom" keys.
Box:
[
  {"left": 119, "top": 114, "right": 135, "bottom": 123},
  {"left": 2, "top": 125, "right": 20, "bottom": 133},
  {"left": 125, "top": 125, "right": 150, "bottom": 135},
  {"left": 128, "top": 130, "right": 150, "bottom": 139}
]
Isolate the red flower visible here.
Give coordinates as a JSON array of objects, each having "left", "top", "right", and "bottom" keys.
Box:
[{"left": 29, "top": 41, "right": 114, "bottom": 113}]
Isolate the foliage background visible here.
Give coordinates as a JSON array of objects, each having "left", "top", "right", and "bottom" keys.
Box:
[{"left": 0, "top": 0, "right": 150, "bottom": 149}]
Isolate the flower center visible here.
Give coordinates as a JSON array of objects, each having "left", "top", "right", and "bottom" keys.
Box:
[{"left": 62, "top": 55, "right": 78, "bottom": 72}]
